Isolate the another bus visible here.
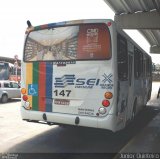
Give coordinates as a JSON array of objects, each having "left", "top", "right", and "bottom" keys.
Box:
[
  {"left": 21, "top": 19, "right": 152, "bottom": 132},
  {"left": 0, "top": 61, "right": 21, "bottom": 82},
  {"left": 0, "top": 62, "right": 10, "bottom": 80},
  {"left": 9, "top": 65, "right": 21, "bottom": 82}
]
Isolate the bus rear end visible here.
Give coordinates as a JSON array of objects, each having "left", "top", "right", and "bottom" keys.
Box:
[{"left": 21, "top": 19, "right": 118, "bottom": 132}]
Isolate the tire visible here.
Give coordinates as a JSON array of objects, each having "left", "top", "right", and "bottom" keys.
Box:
[{"left": 1, "top": 94, "right": 8, "bottom": 103}]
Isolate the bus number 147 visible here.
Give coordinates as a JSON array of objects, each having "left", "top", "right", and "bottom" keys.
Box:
[{"left": 54, "top": 90, "right": 71, "bottom": 97}]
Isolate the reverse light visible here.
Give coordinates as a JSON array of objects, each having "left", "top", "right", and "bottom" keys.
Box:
[
  {"left": 21, "top": 88, "right": 26, "bottom": 94},
  {"left": 104, "top": 92, "right": 113, "bottom": 99},
  {"left": 23, "top": 95, "right": 28, "bottom": 101},
  {"left": 24, "top": 101, "right": 31, "bottom": 110},
  {"left": 102, "top": 100, "right": 110, "bottom": 107},
  {"left": 98, "top": 107, "right": 107, "bottom": 114}
]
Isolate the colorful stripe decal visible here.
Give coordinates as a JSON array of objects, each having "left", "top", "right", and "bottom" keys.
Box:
[
  {"left": 38, "top": 62, "right": 46, "bottom": 112},
  {"left": 25, "top": 62, "right": 53, "bottom": 112},
  {"left": 32, "top": 62, "right": 39, "bottom": 111},
  {"left": 46, "top": 62, "right": 53, "bottom": 112},
  {"left": 26, "top": 63, "right": 33, "bottom": 108}
]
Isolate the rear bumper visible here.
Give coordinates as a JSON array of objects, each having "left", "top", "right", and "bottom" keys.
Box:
[{"left": 21, "top": 107, "right": 118, "bottom": 132}]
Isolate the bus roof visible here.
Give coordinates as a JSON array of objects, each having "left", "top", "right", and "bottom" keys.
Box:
[{"left": 26, "top": 19, "right": 113, "bottom": 34}]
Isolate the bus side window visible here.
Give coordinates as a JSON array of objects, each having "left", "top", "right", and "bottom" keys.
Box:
[
  {"left": 134, "top": 47, "right": 143, "bottom": 79},
  {"left": 117, "top": 34, "right": 128, "bottom": 81}
]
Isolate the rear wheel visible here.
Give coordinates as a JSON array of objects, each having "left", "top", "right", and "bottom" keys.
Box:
[{"left": 1, "top": 94, "right": 8, "bottom": 103}]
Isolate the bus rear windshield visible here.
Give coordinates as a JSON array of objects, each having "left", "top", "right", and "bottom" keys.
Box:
[{"left": 24, "top": 23, "right": 111, "bottom": 61}]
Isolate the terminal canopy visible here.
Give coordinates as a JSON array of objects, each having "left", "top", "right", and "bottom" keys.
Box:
[{"left": 104, "top": 0, "right": 160, "bottom": 54}]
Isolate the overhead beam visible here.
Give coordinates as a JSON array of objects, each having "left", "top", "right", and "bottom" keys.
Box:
[
  {"left": 115, "top": 10, "right": 160, "bottom": 29},
  {"left": 0, "top": 56, "right": 21, "bottom": 64},
  {"left": 150, "top": 46, "right": 160, "bottom": 54}
]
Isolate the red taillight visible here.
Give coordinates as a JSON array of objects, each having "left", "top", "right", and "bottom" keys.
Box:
[
  {"left": 23, "top": 95, "right": 28, "bottom": 101},
  {"left": 102, "top": 100, "right": 110, "bottom": 107}
]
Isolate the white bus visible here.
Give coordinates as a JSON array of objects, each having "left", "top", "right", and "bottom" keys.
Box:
[{"left": 21, "top": 19, "right": 152, "bottom": 132}]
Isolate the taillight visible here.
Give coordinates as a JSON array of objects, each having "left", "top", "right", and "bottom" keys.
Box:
[
  {"left": 21, "top": 88, "right": 31, "bottom": 110},
  {"left": 21, "top": 88, "right": 26, "bottom": 94},
  {"left": 102, "top": 100, "right": 110, "bottom": 107},
  {"left": 23, "top": 95, "right": 28, "bottom": 101},
  {"left": 104, "top": 92, "right": 113, "bottom": 99}
]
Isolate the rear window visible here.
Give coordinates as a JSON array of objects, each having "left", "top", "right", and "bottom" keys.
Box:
[{"left": 24, "top": 23, "right": 111, "bottom": 61}]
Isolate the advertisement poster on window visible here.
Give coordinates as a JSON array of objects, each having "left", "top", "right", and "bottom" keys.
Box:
[{"left": 77, "top": 24, "right": 110, "bottom": 60}]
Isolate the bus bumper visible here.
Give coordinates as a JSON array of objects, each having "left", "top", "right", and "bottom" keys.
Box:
[{"left": 21, "top": 107, "right": 118, "bottom": 132}]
